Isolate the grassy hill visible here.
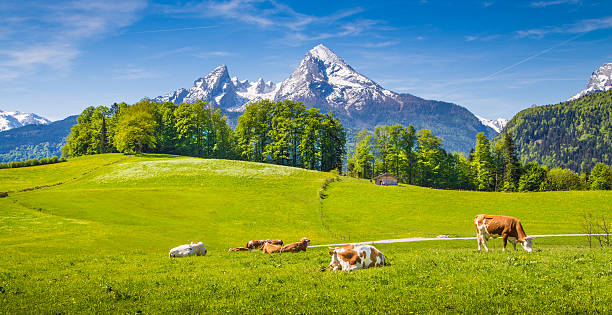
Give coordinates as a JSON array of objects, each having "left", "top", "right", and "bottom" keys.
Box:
[
  {"left": 1, "top": 154, "right": 611, "bottom": 313},
  {"left": 496, "top": 90, "right": 612, "bottom": 172}
]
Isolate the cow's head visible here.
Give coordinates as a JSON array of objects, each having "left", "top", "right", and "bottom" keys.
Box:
[
  {"left": 328, "top": 247, "right": 340, "bottom": 269},
  {"left": 521, "top": 237, "right": 533, "bottom": 252},
  {"left": 301, "top": 237, "right": 311, "bottom": 246}
]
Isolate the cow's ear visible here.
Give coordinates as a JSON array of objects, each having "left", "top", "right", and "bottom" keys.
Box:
[{"left": 328, "top": 249, "right": 334, "bottom": 256}]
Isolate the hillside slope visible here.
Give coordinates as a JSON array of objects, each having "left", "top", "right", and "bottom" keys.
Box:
[
  {"left": 1, "top": 154, "right": 611, "bottom": 313},
  {"left": 496, "top": 90, "right": 612, "bottom": 172}
]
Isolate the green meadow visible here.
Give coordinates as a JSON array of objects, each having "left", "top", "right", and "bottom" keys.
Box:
[{"left": 1, "top": 154, "right": 611, "bottom": 313}]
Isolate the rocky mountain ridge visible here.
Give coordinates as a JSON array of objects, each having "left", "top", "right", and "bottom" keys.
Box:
[{"left": 570, "top": 63, "right": 612, "bottom": 100}]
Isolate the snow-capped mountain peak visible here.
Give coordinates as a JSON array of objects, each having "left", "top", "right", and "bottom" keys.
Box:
[
  {"left": 476, "top": 116, "right": 508, "bottom": 133},
  {"left": 308, "top": 44, "right": 347, "bottom": 66},
  {"left": 570, "top": 63, "right": 612, "bottom": 100},
  {"left": 0, "top": 109, "right": 51, "bottom": 132},
  {"left": 153, "top": 65, "right": 277, "bottom": 110},
  {"left": 274, "top": 44, "right": 399, "bottom": 116}
]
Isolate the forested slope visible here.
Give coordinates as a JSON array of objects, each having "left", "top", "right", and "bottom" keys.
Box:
[{"left": 497, "top": 91, "right": 612, "bottom": 172}]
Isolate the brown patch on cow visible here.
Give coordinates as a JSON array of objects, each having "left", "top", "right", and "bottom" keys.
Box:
[
  {"left": 261, "top": 242, "right": 282, "bottom": 254},
  {"left": 280, "top": 237, "right": 310, "bottom": 253},
  {"left": 246, "top": 239, "right": 283, "bottom": 249},
  {"left": 369, "top": 248, "right": 380, "bottom": 268}
]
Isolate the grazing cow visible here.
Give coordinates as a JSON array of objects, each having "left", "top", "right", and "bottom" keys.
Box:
[
  {"left": 228, "top": 247, "right": 250, "bottom": 252},
  {"left": 246, "top": 239, "right": 283, "bottom": 250},
  {"left": 261, "top": 242, "right": 283, "bottom": 254},
  {"left": 280, "top": 237, "right": 310, "bottom": 253},
  {"left": 169, "top": 242, "right": 207, "bottom": 258},
  {"left": 328, "top": 244, "right": 385, "bottom": 271},
  {"left": 474, "top": 214, "right": 533, "bottom": 252}
]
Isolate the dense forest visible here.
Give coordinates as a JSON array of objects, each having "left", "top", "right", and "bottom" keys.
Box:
[
  {"left": 348, "top": 125, "right": 612, "bottom": 191},
  {"left": 497, "top": 90, "right": 612, "bottom": 172},
  {"left": 63, "top": 99, "right": 346, "bottom": 172}
]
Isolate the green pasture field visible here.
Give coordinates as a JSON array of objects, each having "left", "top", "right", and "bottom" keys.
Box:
[{"left": 1, "top": 154, "right": 610, "bottom": 313}]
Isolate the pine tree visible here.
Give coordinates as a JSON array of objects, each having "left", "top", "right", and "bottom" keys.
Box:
[
  {"left": 502, "top": 132, "right": 521, "bottom": 191},
  {"left": 474, "top": 132, "right": 494, "bottom": 191}
]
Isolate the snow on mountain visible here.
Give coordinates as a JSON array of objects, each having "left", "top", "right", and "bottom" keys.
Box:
[
  {"left": 476, "top": 116, "right": 508, "bottom": 133},
  {"left": 275, "top": 44, "right": 403, "bottom": 116},
  {"left": 153, "top": 64, "right": 277, "bottom": 112},
  {"left": 151, "top": 44, "right": 497, "bottom": 152},
  {"left": 570, "top": 63, "right": 612, "bottom": 101},
  {"left": 0, "top": 109, "right": 51, "bottom": 132}
]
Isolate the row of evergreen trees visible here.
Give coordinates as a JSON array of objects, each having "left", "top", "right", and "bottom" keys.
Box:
[
  {"left": 347, "top": 125, "right": 612, "bottom": 191},
  {"left": 0, "top": 156, "right": 65, "bottom": 169},
  {"left": 64, "top": 99, "right": 346, "bottom": 172}
]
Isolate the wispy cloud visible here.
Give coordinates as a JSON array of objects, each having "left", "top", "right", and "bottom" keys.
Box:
[
  {"left": 193, "top": 51, "right": 237, "bottom": 58},
  {"left": 0, "top": 0, "right": 146, "bottom": 81},
  {"left": 464, "top": 34, "right": 499, "bottom": 42},
  {"left": 162, "top": 1, "right": 388, "bottom": 46},
  {"left": 483, "top": 2, "right": 495, "bottom": 8},
  {"left": 483, "top": 33, "right": 584, "bottom": 80},
  {"left": 517, "top": 15, "right": 612, "bottom": 37},
  {"left": 113, "top": 67, "right": 158, "bottom": 80},
  {"left": 530, "top": 0, "right": 579, "bottom": 8},
  {"left": 365, "top": 40, "right": 400, "bottom": 48},
  {"left": 128, "top": 25, "right": 218, "bottom": 34}
]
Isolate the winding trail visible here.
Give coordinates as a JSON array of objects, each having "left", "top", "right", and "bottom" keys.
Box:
[{"left": 309, "top": 234, "right": 608, "bottom": 248}]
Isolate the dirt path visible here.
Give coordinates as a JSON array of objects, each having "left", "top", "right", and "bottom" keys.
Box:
[{"left": 309, "top": 234, "right": 608, "bottom": 248}]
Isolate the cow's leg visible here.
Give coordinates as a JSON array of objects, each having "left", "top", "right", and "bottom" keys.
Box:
[
  {"left": 477, "top": 234, "right": 482, "bottom": 251},
  {"left": 511, "top": 240, "right": 518, "bottom": 251},
  {"left": 481, "top": 236, "right": 489, "bottom": 252},
  {"left": 502, "top": 234, "right": 508, "bottom": 251}
]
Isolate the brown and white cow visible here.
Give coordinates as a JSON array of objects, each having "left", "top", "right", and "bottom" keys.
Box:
[
  {"left": 246, "top": 239, "right": 283, "bottom": 250},
  {"left": 474, "top": 214, "right": 533, "bottom": 252},
  {"left": 261, "top": 242, "right": 283, "bottom": 254},
  {"left": 328, "top": 244, "right": 385, "bottom": 271},
  {"left": 280, "top": 237, "right": 310, "bottom": 253}
]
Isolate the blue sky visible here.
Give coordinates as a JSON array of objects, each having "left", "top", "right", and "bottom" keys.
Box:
[{"left": 1, "top": 0, "right": 611, "bottom": 121}]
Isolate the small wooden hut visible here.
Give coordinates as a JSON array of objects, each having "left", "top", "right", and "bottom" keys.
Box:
[{"left": 372, "top": 174, "right": 399, "bottom": 186}]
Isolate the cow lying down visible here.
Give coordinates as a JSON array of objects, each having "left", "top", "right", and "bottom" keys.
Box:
[
  {"left": 328, "top": 244, "right": 385, "bottom": 271},
  {"left": 246, "top": 239, "right": 283, "bottom": 250},
  {"left": 169, "top": 242, "right": 207, "bottom": 258},
  {"left": 260, "top": 237, "right": 310, "bottom": 254}
]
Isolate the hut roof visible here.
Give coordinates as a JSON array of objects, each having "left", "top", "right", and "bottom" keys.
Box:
[{"left": 373, "top": 173, "right": 399, "bottom": 180}]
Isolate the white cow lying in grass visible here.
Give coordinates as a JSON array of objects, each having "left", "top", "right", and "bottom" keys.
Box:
[
  {"left": 328, "top": 244, "right": 385, "bottom": 271},
  {"left": 169, "top": 242, "right": 207, "bottom": 258}
]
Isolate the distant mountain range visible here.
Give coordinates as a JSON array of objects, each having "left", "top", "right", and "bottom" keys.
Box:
[
  {"left": 0, "top": 109, "right": 50, "bottom": 131},
  {"left": 154, "top": 44, "right": 497, "bottom": 153},
  {"left": 570, "top": 63, "right": 612, "bottom": 101},
  {"left": 0, "top": 115, "right": 77, "bottom": 163},
  {"left": 476, "top": 116, "right": 508, "bottom": 133}
]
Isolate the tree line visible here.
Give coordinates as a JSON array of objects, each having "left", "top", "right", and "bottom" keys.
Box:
[
  {"left": 63, "top": 99, "right": 346, "bottom": 172},
  {"left": 347, "top": 125, "right": 612, "bottom": 191},
  {"left": 0, "top": 156, "right": 66, "bottom": 169}
]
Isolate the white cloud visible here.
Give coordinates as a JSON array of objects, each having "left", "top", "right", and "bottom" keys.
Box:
[
  {"left": 365, "top": 40, "right": 400, "bottom": 48},
  {"left": 163, "top": 1, "right": 385, "bottom": 46},
  {"left": 113, "top": 67, "right": 158, "bottom": 80},
  {"left": 0, "top": 0, "right": 146, "bottom": 81},
  {"left": 530, "top": 0, "right": 579, "bottom": 8},
  {"left": 517, "top": 16, "right": 612, "bottom": 37},
  {"left": 464, "top": 34, "right": 499, "bottom": 42}
]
